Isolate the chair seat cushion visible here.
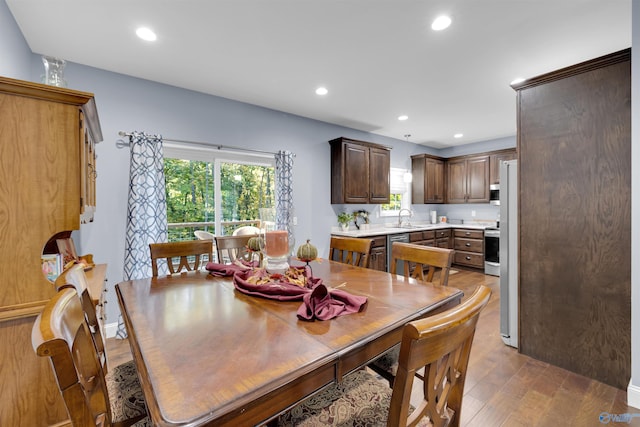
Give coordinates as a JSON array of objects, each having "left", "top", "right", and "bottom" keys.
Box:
[
  {"left": 106, "top": 360, "right": 148, "bottom": 422},
  {"left": 278, "top": 369, "right": 391, "bottom": 426}
]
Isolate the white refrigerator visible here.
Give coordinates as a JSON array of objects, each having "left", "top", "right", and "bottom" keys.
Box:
[{"left": 499, "top": 160, "right": 518, "bottom": 348}]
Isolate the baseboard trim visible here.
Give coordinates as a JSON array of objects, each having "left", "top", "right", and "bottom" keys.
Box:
[
  {"left": 628, "top": 380, "right": 640, "bottom": 410},
  {"left": 105, "top": 321, "right": 119, "bottom": 339}
]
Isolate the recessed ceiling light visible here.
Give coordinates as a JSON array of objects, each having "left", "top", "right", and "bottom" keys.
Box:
[
  {"left": 315, "top": 87, "right": 328, "bottom": 95},
  {"left": 398, "top": 115, "right": 409, "bottom": 121},
  {"left": 454, "top": 133, "right": 463, "bottom": 138},
  {"left": 510, "top": 77, "right": 525, "bottom": 85},
  {"left": 136, "top": 27, "right": 157, "bottom": 41},
  {"left": 431, "top": 15, "right": 452, "bottom": 31}
]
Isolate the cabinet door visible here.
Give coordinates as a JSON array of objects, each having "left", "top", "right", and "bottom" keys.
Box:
[
  {"left": 490, "top": 150, "right": 517, "bottom": 184},
  {"left": 369, "top": 147, "right": 390, "bottom": 204},
  {"left": 343, "top": 142, "right": 370, "bottom": 203},
  {"left": 466, "top": 155, "right": 490, "bottom": 203},
  {"left": 369, "top": 245, "right": 386, "bottom": 271},
  {"left": 446, "top": 159, "right": 467, "bottom": 203},
  {"left": 425, "top": 158, "right": 444, "bottom": 203}
]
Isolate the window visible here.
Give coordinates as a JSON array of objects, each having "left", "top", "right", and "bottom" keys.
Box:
[
  {"left": 380, "top": 168, "right": 411, "bottom": 216},
  {"left": 163, "top": 144, "right": 275, "bottom": 240}
]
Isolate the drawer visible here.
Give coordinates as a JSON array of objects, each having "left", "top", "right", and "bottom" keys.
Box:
[
  {"left": 434, "top": 229, "right": 450, "bottom": 239},
  {"left": 454, "top": 251, "right": 484, "bottom": 268},
  {"left": 454, "top": 237, "right": 483, "bottom": 253},
  {"left": 410, "top": 230, "right": 436, "bottom": 242},
  {"left": 409, "top": 231, "right": 423, "bottom": 242},
  {"left": 435, "top": 238, "right": 449, "bottom": 248},
  {"left": 454, "top": 229, "right": 484, "bottom": 239},
  {"left": 370, "top": 236, "right": 386, "bottom": 248}
]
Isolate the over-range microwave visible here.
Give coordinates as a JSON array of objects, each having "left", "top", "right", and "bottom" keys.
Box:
[{"left": 490, "top": 184, "right": 500, "bottom": 205}]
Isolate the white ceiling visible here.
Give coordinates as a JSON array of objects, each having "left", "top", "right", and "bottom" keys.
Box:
[{"left": 7, "top": 0, "right": 631, "bottom": 148}]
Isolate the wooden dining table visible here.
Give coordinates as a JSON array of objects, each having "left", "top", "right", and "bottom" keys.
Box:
[{"left": 116, "top": 259, "right": 463, "bottom": 426}]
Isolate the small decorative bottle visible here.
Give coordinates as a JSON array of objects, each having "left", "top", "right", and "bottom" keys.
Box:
[{"left": 41, "top": 56, "right": 67, "bottom": 88}]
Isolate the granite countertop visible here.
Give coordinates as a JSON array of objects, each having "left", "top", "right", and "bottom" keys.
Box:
[{"left": 331, "top": 221, "right": 496, "bottom": 238}]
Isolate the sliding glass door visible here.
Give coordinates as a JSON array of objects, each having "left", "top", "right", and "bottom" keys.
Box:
[{"left": 164, "top": 146, "right": 275, "bottom": 240}]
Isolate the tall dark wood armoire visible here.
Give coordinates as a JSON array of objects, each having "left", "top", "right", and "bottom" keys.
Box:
[{"left": 513, "top": 49, "right": 631, "bottom": 389}]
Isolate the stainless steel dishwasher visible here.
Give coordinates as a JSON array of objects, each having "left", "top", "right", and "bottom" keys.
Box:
[{"left": 386, "top": 233, "right": 410, "bottom": 274}]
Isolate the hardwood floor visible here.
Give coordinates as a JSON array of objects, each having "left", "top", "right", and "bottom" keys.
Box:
[{"left": 107, "top": 269, "right": 638, "bottom": 426}]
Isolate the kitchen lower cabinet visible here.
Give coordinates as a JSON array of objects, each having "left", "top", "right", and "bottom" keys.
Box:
[
  {"left": 452, "top": 229, "right": 484, "bottom": 269},
  {"left": 434, "top": 229, "right": 452, "bottom": 248},
  {"left": 367, "top": 236, "right": 387, "bottom": 272}
]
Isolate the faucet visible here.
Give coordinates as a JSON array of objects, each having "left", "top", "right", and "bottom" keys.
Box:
[{"left": 397, "top": 208, "right": 413, "bottom": 227}]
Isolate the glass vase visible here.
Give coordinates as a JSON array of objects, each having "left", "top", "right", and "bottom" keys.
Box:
[
  {"left": 41, "top": 56, "right": 67, "bottom": 88},
  {"left": 259, "top": 207, "right": 295, "bottom": 274}
]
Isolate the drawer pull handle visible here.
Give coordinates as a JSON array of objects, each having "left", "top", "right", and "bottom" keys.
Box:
[
  {"left": 465, "top": 256, "right": 471, "bottom": 260},
  {"left": 465, "top": 243, "right": 471, "bottom": 247},
  {"left": 465, "top": 232, "right": 471, "bottom": 236}
]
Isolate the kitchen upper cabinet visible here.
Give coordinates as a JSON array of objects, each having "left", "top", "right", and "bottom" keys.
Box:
[
  {"left": 411, "top": 154, "right": 445, "bottom": 204},
  {"left": 446, "top": 155, "right": 489, "bottom": 203},
  {"left": 329, "top": 137, "right": 391, "bottom": 204},
  {"left": 489, "top": 149, "right": 517, "bottom": 184}
]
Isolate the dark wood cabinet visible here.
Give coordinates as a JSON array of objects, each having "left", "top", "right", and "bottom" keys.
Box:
[
  {"left": 489, "top": 149, "right": 517, "bottom": 184},
  {"left": 367, "top": 236, "right": 387, "bottom": 272},
  {"left": 452, "top": 229, "right": 484, "bottom": 269},
  {"left": 446, "top": 155, "right": 489, "bottom": 203},
  {"left": 329, "top": 137, "right": 391, "bottom": 204},
  {"left": 434, "top": 229, "right": 452, "bottom": 248},
  {"left": 515, "top": 49, "right": 630, "bottom": 389},
  {"left": 411, "top": 155, "right": 445, "bottom": 204}
]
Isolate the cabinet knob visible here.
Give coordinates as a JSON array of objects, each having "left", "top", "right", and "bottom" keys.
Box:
[
  {"left": 465, "top": 232, "right": 471, "bottom": 236},
  {"left": 465, "top": 256, "right": 471, "bottom": 260},
  {"left": 465, "top": 243, "right": 471, "bottom": 247}
]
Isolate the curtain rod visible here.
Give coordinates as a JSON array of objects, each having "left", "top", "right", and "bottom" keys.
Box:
[{"left": 116, "top": 131, "right": 294, "bottom": 157}]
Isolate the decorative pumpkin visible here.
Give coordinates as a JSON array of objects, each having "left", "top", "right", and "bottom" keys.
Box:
[
  {"left": 247, "top": 236, "right": 262, "bottom": 252},
  {"left": 297, "top": 239, "right": 318, "bottom": 262}
]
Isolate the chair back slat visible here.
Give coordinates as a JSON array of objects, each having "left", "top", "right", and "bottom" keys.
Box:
[
  {"left": 328, "top": 236, "right": 373, "bottom": 268},
  {"left": 149, "top": 240, "right": 213, "bottom": 277},
  {"left": 388, "top": 285, "right": 491, "bottom": 427},
  {"left": 390, "top": 242, "right": 454, "bottom": 286}
]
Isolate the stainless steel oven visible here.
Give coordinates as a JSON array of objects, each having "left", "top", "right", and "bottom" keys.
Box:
[{"left": 484, "top": 227, "right": 500, "bottom": 276}]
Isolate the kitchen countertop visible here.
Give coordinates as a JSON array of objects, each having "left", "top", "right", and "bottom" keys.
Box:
[{"left": 331, "top": 222, "right": 496, "bottom": 238}]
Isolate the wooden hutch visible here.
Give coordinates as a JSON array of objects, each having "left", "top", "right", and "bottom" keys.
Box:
[{"left": 0, "top": 76, "right": 103, "bottom": 426}]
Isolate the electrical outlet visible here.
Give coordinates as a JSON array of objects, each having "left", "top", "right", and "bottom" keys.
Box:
[
  {"left": 293, "top": 216, "right": 298, "bottom": 225},
  {"left": 471, "top": 210, "right": 476, "bottom": 217}
]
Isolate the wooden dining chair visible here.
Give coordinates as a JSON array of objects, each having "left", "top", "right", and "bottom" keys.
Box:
[
  {"left": 372, "top": 242, "right": 456, "bottom": 386},
  {"left": 54, "top": 263, "right": 107, "bottom": 372},
  {"left": 278, "top": 285, "right": 491, "bottom": 427},
  {"left": 328, "top": 236, "right": 373, "bottom": 268},
  {"left": 214, "top": 234, "right": 258, "bottom": 264},
  {"left": 389, "top": 242, "right": 455, "bottom": 286},
  {"left": 32, "top": 288, "right": 151, "bottom": 427},
  {"left": 149, "top": 239, "right": 213, "bottom": 277}
]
